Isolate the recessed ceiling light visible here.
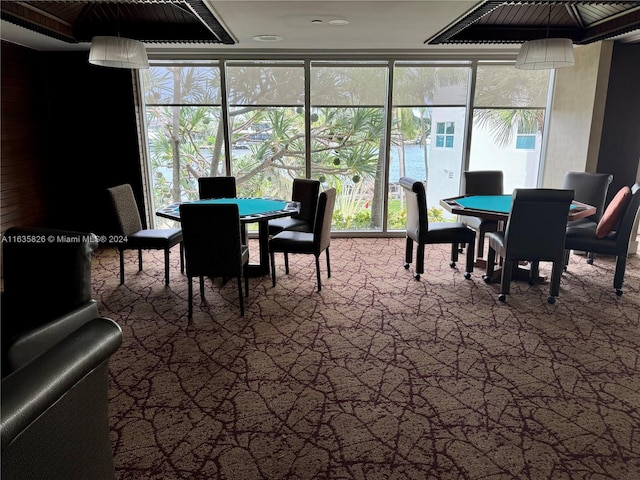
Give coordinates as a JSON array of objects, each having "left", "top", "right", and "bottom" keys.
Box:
[
  {"left": 252, "top": 35, "right": 283, "bottom": 42},
  {"left": 328, "top": 19, "right": 349, "bottom": 26}
]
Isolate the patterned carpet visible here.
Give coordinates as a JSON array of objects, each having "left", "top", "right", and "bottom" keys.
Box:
[{"left": 91, "top": 238, "right": 640, "bottom": 480}]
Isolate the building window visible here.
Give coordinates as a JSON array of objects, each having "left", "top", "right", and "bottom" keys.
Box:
[
  {"left": 515, "top": 122, "right": 537, "bottom": 150},
  {"left": 435, "top": 122, "right": 455, "bottom": 148}
]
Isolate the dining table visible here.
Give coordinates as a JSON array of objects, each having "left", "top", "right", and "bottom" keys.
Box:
[
  {"left": 156, "top": 197, "right": 299, "bottom": 276},
  {"left": 439, "top": 193, "right": 597, "bottom": 282}
]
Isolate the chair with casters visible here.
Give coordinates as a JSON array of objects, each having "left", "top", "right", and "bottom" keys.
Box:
[
  {"left": 399, "top": 176, "right": 476, "bottom": 281},
  {"left": 484, "top": 188, "right": 574, "bottom": 304},
  {"left": 268, "top": 178, "right": 321, "bottom": 236},
  {"left": 179, "top": 203, "right": 250, "bottom": 317},
  {"left": 106, "top": 183, "right": 183, "bottom": 286},
  {"left": 198, "top": 176, "right": 237, "bottom": 200},
  {"left": 562, "top": 171, "right": 613, "bottom": 265},
  {"left": 564, "top": 182, "right": 640, "bottom": 297},
  {"left": 460, "top": 170, "right": 504, "bottom": 258},
  {"left": 269, "top": 188, "right": 336, "bottom": 292}
]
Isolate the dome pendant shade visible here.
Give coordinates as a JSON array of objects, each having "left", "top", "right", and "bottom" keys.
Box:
[
  {"left": 515, "top": 38, "right": 575, "bottom": 70},
  {"left": 89, "top": 36, "right": 149, "bottom": 69}
]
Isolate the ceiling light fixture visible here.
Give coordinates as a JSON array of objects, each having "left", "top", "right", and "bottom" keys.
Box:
[
  {"left": 514, "top": 4, "right": 574, "bottom": 70},
  {"left": 252, "top": 35, "right": 283, "bottom": 42},
  {"left": 89, "top": 36, "right": 149, "bottom": 69},
  {"left": 328, "top": 19, "right": 349, "bottom": 26}
]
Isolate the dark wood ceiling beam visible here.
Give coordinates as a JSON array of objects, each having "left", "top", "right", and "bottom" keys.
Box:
[
  {"left": 183, "top": 0, "right": 235, "bottom": 45},
  {"left": 580, "top": 8, "right": 640, "bottom": 43},
  {"left": 450, "top": 25, "right": 582, "bottom": 43},
  {"left": 0, "top": 2, "right": 76, "bottom": 42}
]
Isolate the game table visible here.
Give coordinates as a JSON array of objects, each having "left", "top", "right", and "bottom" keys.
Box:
[
  {"left": 439, "top": 194, "right": 596, "bottom": 282},
  {"left": 156, "top": 197, "right": 299, "bottom": 276}
]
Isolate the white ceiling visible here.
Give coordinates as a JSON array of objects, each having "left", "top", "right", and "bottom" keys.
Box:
[{"left": 0, "top": 1, "right": 521, "bottom": 57}]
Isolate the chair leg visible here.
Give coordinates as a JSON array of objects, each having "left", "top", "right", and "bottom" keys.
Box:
[
  {"left": 119, "top": 248, "right": 125, "bottom": 284},
  {"left": 415, "top": 243, "right": 425, "bottom": 280},
  {"left": 449, "top": 243, "right": 459, "bottom": 267},
  {"left": 325, "top": 247, "right": 331, "bottom": 278},
  {"left": 529, "top": 261, "right": 539, "bottom": 285},
  {"left": 547, "top": 260, "right": 562, "bottom": 303},
  {"left": 315, "top": 255, "right": 322, "bottom": 292},
  {"left": 499, "top": 260, "right": 513, "bottom": 302},
  {"left": 404, "top": 237, "right": 414, "bottom": 269},
  {"left": 237, "top": 276, "right": 245, "bottom": 316},
  {"left": 484, "top": 246, "right": 496, "bottom": 283},
  {"left": 614, "top": 255, "right": 627, "bottom": 296},
  {"left": 464, "top": 239, "right": 475, "bottom": 279},
  {"left": 270, "top": 251, "right": 277, "bottom": 287},
  {"left": 138, "top": 249, "right": 143, "bottom": 272},
  {"left": 188, "top": 277, "right": 193, "bottom": 318},
  {"left": 199, "top": 276, "right": 205, "bottom": 300},
  {"left": 244, "top": 268, "right": 249, "bottom": 297},
  {"left": 563, "top": 249, "right": 570, "bottom": 271},
  {"left": 164, "top": 248, "right": 170, "bottom": 286},
  {"left": 284, "top": 252, "right": 290, "bottom": 274},
  {"left": 180, "top": 242, "right": 185, "bottom": 274},
  {"left": 477, "top": 232, "right": 486, "bottom": 259}
]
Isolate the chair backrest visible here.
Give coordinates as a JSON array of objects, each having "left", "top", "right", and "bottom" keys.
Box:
[
  {"left": 614, "top": 182, "right": 640, "bottom": 251},
  {"left": 504, "top": 188, "right": 574, "bottom": 261},
  {"left": 463, "top": 170, "right": 504, "bottom": 195},
  {"left": 106, "top": 184, "right": 143, "bottom": 236},
  {"left": 562, "top": 171, "right": 613, "bottom": 223},
  {"left": 291, "top": 178, "right": 321, "bottom": 222},
  {"left": 399, "top": 177, "right": 427, "bottom": 242},
  {"left": 179, "top": 203, "right": 244, "bottom": 278},
  {"left": 198, "top": 176, "right": 237, "bottom": 199},
  {"left": 312, "top": 188, "right": 336, "bottom": 255}
]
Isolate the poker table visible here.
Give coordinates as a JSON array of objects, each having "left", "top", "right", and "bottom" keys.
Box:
[
  {"left": 157, "top": 197, "right": 299, "bottom": 276},
  {"left": 439, "top": 194, "right": 596, "bottom": 222},
  {"left": 439, "top": 193, "right": 596, "bottom": 283}
]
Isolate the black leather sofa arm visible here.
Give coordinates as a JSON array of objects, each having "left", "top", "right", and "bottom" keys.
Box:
[{"left": 1, "top": 317, "right": 122, "bottom": 480}]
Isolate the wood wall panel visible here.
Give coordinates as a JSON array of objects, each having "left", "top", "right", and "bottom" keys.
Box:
[{"left": 1, "top": 42, "right": 47, "bottom": 233}]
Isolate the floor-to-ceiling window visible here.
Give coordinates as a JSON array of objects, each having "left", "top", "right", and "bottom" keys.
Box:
[
  {"left": 390, "top": 63, "right": 471, "bottom": 226},
  {"left": 309, "top": 62, "right": 388, "bottom": 232},
  {"left": 139, "top": 57, "right": 553, "bottom": 234},
  {"left": 469, "top": 63, "right": 552, "bottom": 193}
]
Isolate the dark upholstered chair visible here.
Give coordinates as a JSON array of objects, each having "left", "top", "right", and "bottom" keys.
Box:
[
  {"left": 198, "top": 176, "right": 246, "bottom": 242},
  {"left": 564, "top": 183, "right": 640, "bottom": 296},
  {"left": 399, "top": 176, "right": 476, "bottom": 281},
  {"left": 268, "top": 178, "right": 321, "bottom": 236},
  {"left": 269, "top": 188, "right": 336, "bottom": 292},
  {"left": 106, "top": 184, "right": 183, "bottom": 286},
  {"left": 1, "top": 317, "right": 122, "bottom": 480},
  {"left": 562, "top": 171, "right": 614, "bottom": 264},
  {"left": 179, "top": 203, "right": 249, "bottom": 317},
  {"left": 1, "top": 227, "right": 100, "bottom": 377},
  {"left": 198, "top": 176, "right": 237, "bottom": 199},
  {"left": 485, "top": 188, "right": 574, "bottom": 304},
  {"left": 461, "top": 170, "right": 503, "bottom": 258}
]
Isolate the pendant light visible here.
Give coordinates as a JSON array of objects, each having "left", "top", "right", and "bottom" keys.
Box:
[
  {"left": 89, "top": 36, "right": 149, "bottom": 69},
  {"left": 515, "top": 4, "right": 574, "bottom": 70},
  {"left": 88, "top": 6, "right": 148, "bottom": 69}
]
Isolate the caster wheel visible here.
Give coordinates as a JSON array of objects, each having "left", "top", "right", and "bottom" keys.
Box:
[
  {"left": 464, "top": 272, "right": 471, "bottom": 280},
  {"left": 414, "top": 274, "right": 421, "bottom": 281},
  {"left": 483, "top": 275, "right": 491, "bottom": 284},
  {"left": 587, "top": 258, "right": 593, "bottom": 265},
  {"left": 449, "top": 261, "right": 456, "bottom": 268},
  {"left": 498, "top": 294, "right": 506, "bottom": 302},
  {"left": 547, "top": 296, "right": 556, "bottom": 304},
  {"left": 404, "top": 263, "right": 409, "bottom": 270},
  {"left": 616, "top": 289, "right": 623, "bottom": 296}
]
